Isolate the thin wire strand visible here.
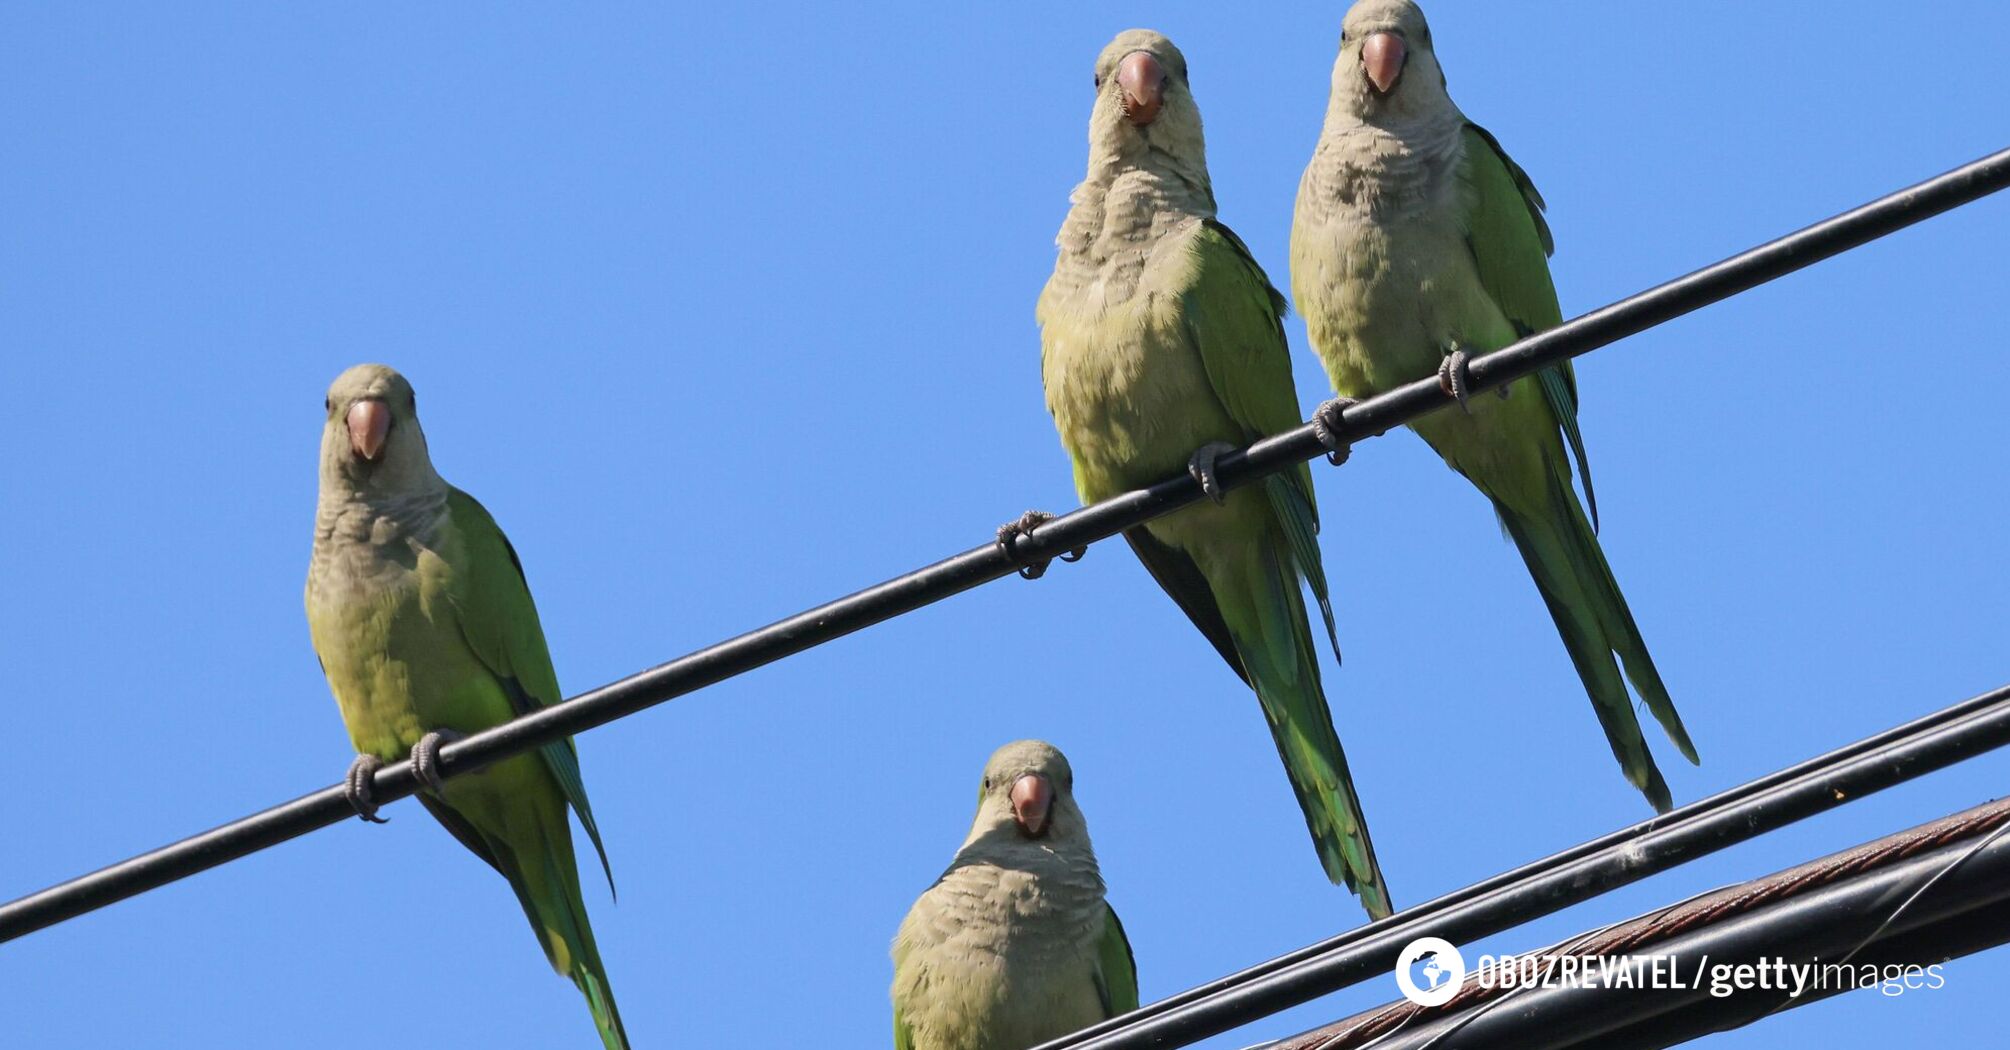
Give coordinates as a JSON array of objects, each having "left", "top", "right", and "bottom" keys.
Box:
[
  {"left": 1275, "top": 799, "right": 2010, "bottom": 1050},
  {"left": 1736, "top": 813, "right": 2010, "bottom": 1030}
]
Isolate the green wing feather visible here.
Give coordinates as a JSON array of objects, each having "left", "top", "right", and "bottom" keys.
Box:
[
  {"left": 1122, "top": 528, "right": 1248, "bottom": 684},
  {"left": 1094, "top": 903, "right": 1140, "bottom": 1018},
  {"left": 1179, "top": 221, "right": 1390, "bottom": 913},
  {"left": 1266, "top": 478, "right": 1342, "bottom": 663},
  {"left": 444, "top": 489, "right": 616, "bottom": 894},
  {"left": 891, "top": 935, "right": 917, "bottom": 1050},
  {"left": 1185, "top": 219, "right": 1342, "bottom": 661},
  {"left": 893, "top": 1009, "right": 914, "bottom": 1050},
  {"left": 1461, "top": 123, "right": 1598, "bottom": 530},
  {"left": 1536, "top": 364, "right": 1597, "bottom": 531},
  {"left": 1459, "top": 125, "right": 1697, "bottom": 784}
]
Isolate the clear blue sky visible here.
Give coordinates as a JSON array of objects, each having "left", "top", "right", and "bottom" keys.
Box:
[{"left": 3, "top": 3, "right": 2007, "bottom": 1047}]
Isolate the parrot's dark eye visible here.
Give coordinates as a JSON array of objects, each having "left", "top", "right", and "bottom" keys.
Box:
[
  {"left": 1093, "top": 74, "right": 1103, "bottom": 89},
  {"left": 324, "top": 397, "right": 331, "bottom": 412},
  {"left": 983, "top": 776, "right": 993, "bottom": 791}
]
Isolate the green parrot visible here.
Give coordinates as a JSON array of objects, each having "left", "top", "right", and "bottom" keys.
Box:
[
  {"left": 305, "top": 363, "right": 629, "bottom": 1049},
  {"left": 1290, "top": 0, "right": 1698, "bottom": 809},
  {"left": 892, "top": 740, "right": 1137, "bottom": 1050},
  {"left": 1033, "top": 29, "right": 1392, "bottom": 916}
]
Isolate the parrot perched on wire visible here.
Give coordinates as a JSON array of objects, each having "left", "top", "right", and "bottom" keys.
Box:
[
  {"left": 891, "top": 740, "right": 1136, "bottom": 1050},
  {"left": 1030, "top": 28, "right": 1392, "bottom": 916},
  {"left": 305, "top": 363, "right": 629, "bottom": 1048},
  {"left": 1289, "top": 0, "right": 1698, "bottom": 809}
]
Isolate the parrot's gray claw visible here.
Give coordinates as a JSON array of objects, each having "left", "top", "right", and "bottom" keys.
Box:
[
  {"left": 410, "top": 730, "right": 466, "bottom": 795},
  {"left": 1438, "top": 349, "right": 1475, "bottom": 412},
  {"left": 1187, "top": 442, "right": 1239, "bottom": 504},
  {"left": 997, "top": 510, "right": 1084, "bottom": 580},
  {"left": 1311, "top": 398, "right": 1362, "bottom": 466},
  {"left": 1436, "top": 349, "right": 1508, "bottom": 412},
  {"left": 344, "top": 754, "right": 390, "bottom": 824}
]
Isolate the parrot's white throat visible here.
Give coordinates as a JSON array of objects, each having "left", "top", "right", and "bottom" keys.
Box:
[
  {"left": 310, "top": 426, "right": 453, "bottom": 602},
  {"left": 308, "top": 479, "right": 452, "bottom": 604},
  {"left": 1299, "top": 103, "right": 1467, "bottom": 231},
  {"left": 1048, "top": 109, "right": 1216, "bottom": 311}
]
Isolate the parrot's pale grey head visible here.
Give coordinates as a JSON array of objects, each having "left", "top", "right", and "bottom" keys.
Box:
[
  {"left": 1331, "top": 0, "right": 1453, "bottom": 122},
  {"left": 969, "top": 740, "right": 1087, "bottom": 846},
  {"left": 1083, "top": 29, "right": 1208, "bottom": 190},
  {"left": 319, "top": 363, "right": 440, "bottom": 495}
]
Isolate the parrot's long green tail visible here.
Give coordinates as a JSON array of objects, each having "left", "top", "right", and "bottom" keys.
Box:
[
  {"left": 1495, "top": 472, "right": 1699, "bottom": 812},
  {"left": 499, "top": 819, "right": 632, "bottom": 1050},
  {"left": 1220, "top": 539, "right": 1393, "bottom": 918}
]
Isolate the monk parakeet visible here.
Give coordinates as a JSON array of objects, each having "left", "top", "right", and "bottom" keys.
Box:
[
  {"left": 891, "top": 740, "right": 1137, "bottom": 1050},
  {"left": 1290, "top": 0, "right": 1698, "bottom": 809},
  {"left": 305, "top": 364, "right": 629, "bottom": 1048},
  {"left": 1033, "top": 29, "right": 1391, "bottom": 916}
]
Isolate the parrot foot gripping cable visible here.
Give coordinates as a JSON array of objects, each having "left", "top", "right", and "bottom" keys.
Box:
[{"left": 997, "top": 509, "right": 1088, "bottom": 580}]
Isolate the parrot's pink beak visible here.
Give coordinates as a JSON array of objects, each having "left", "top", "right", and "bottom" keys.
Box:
[
  {"left": 347, "top": 399, "right": 391, "bottom": 462},
  {"left": 1362, "top": 32, "right": 1407, "bottom": 95},
  {"left": 1011, "top": 773, "right": 1054, "bottom": 838},
  {"left": 1117, "top": 50, "right": 1167, "bottom": 127}
]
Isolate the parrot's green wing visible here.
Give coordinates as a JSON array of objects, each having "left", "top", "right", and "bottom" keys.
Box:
[
  {"left": 893, "top": 1005, "right": 914, "bottom": 1050},
  {"left": 1180, "top": 220, "right": 1389, "bottom": 912},
  {"left": 1122, "top": 529, "right": 1247, "bottom": 683},
  {"left": 1459, "top": 125, "right": 1696, "bottom": 784},
  {"left": 891, "top": 933, "right": 918, "bottom": 1050},
  {"left": 1183, "top": 219, "right": 1341, "bottom": 660},
  {"left": 1460, "top": 123, "right": 1597, "bottom": 531},
  {"left": 444, "top": 488, "right": 616, "bottom": 894},
  {"left": 1093, "top": 903, "right": 1140, "bottom": 1018}
]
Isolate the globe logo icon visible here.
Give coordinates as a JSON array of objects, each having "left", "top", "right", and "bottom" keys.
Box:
[{"left": 1395, "top": 937, "right": 1467, "bottom": 1007}]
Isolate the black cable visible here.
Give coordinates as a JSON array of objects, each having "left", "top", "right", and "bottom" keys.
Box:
[
  {"left": 1036, "top": 683, "right": 2010, "bottom": 1050},
  {"left": 1038, "top": 682, "right": 2010, "bottom": 1049},
  {"left": 3, "top": 145, "right": 2007, "bottom": 946},
  {"left": 1266, "top": 798, "right": 2010, "bottom": 1050}
]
